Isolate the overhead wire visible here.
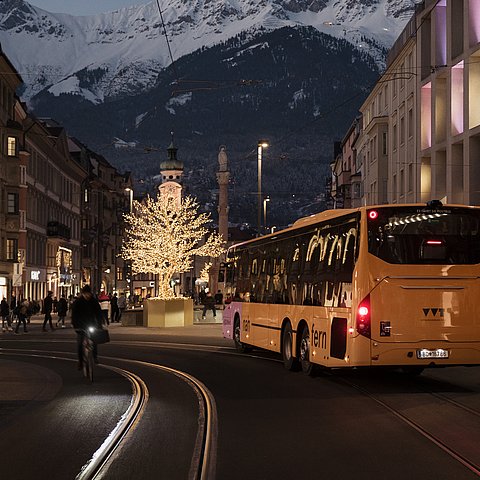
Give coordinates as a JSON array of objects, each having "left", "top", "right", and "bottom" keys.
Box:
[{"left": 155, "top": 0, "right": 179, "bottom": 86}]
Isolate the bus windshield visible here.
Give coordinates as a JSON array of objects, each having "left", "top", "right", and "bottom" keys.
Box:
[{"left": 367, "top": 207, "right": 480, "bottom": 265}]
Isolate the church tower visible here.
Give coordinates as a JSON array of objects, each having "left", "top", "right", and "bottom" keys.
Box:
[{"left": 158, "top": 133, "right": 183, "bottom": 206}]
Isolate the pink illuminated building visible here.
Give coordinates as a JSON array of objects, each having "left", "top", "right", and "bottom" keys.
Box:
[{"left": 335, "top": 0, "right": 480, "bottom": 207}]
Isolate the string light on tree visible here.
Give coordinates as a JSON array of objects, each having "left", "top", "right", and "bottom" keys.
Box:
[
  {"left": 121, "top": 194, "right": 225, "bottom": 299},
  {"left": 199, "top": 262, "right": 212, "bottom": 283}
]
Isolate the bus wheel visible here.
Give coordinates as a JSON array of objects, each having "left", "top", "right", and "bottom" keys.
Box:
[
  {"left": 282, "top": 323, "right": 299, "bottom": 371},
  {"left": 299, "top": 326, "right": 315, "bottom": 376},
  {"left": 234, "top": 317, "right": 250, "bottom": 353}
]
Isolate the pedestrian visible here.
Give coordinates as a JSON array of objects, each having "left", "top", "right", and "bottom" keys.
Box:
[
  {"left": 71, "top": 285, "right": 103, "bottom": 369},
  {"left": 1, "top": 297, "right": 11, "bottom": 332},
  {"left": 98, "top": 291, "right": 110, "bottom": 325},
  {"left": 10, "top": 294, "right": 16, "bottom": 312},
  {"left": 202, "top": 291, "right": 216, "bottom": 320},
  {"left": 42, "top": 291, "right": 55, "bottom": 332},
  {"left": 214, "top": 289, "right": 223, "bottom": 305},
  {"left": 67, "top": 294, "right": 74, "bottom": 318},
  {"left": 10, "top": 294, "right": 17, "bottom": 325},
  {"left": 26, "top": 298, "right": 34, "bottom": 324},
  {"left": 56, "top": 295, "right": 68, "bottom": 328},
  {"left": 117, "top": 293, "right": 127, "bottom": 322},
  {"left": 14, "top": 297, "right": 29, "bottom": 334},
  {"left": 110, "top": 293, "right": 120, "bottom": 323}
]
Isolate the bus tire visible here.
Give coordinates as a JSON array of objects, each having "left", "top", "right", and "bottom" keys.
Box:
[
  {"left": 299, "top": 326, "right": 315, "bottom": 376},
  {"left": 234, "top": 317, "right": 251, "bottom": 353},
  {"left": 282, "top": 323, "right": 299, "bottom": 371}
]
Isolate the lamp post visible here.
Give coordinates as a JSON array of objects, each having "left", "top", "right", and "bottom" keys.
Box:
[
  {"left": 124, "top": 187, "right": 134, "bottom": 299},
  {"left": 125, "top": 187, "right": 133, "bottom": 212},
  {"left": 257, "top": 140, "right": 268, "bottom": 236},
  {"left": 263, "top": 196, "right": 270, "bottom": 234}
]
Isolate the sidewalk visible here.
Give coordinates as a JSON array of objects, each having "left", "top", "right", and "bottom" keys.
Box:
[{"left": 3, "top": 312, "right": 228, "bottom": 343}]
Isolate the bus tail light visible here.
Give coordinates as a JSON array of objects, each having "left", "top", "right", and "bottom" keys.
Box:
[{"left": 356, "top": 295, "right": 371, "bottom": 338}]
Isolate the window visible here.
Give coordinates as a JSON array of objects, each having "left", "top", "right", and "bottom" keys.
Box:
[
  {"left": 368, "top": 207, "right": 480, "bottom": 264},
  {"left": 400, "top": 116, "right": 405, "bottom": 145},
  {"left": 6, "top": 239, "right": 18, "bottom": 261},
  {"left": 382, "top": 132, "right": 388, "bottom": 155},
  {"left": 393, "top": 124, "right": 397, "bottom": 150},
  {"left": 7, "top": 136, "right": 17, "bottom": 156},
  {"left": 7, "top": 193, "right": 18, "bottom": 214},
  {"left": 116, "top": 267, "right": 123, "bottom": 281}
]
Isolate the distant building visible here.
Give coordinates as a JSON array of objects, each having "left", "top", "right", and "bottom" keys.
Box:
[{"left": 158, "top": 135, "right": 183, "bottom": 206}]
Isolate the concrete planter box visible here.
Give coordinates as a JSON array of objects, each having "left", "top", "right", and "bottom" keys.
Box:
[
  {"left": 121, "top": 309, "right": 145, "bottom": 326},
  {"left": 144, "top": 298, "right": 194, "bottom": 327}
]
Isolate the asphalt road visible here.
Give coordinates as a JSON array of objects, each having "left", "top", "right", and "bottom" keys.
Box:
[{"left": 1, "top": 324, "right": 480, "bottom": 480}]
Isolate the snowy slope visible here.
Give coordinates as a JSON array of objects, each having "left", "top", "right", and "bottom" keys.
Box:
[{"left": 0, "top": 0, "right": 417, "bottom": 103}]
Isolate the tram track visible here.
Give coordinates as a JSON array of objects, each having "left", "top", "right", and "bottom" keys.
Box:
[
  {"left": 336, "top": 373, "right": 480, "bottom": 477},
  {"left": 104, "top": 356, "right": 218, "bottom": 480},
  {"left": 0, "top": 350, "right": 149, "bottom": 479},
  {"left": 0, "top": 347, "right": 217, "bottom": 480}
]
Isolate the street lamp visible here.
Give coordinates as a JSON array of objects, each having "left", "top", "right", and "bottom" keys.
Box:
[
  {"left": 257, "top": 140, "right": 268, "bottom": 236},
  {"left": 124, "top": 187, "right": 134, "bottom": 299},
  {"left": 263, "top": 197, "right": 270, "bottom": 234},
  {"left": 125, "top": 187, "right": 133, "bottom": 212}
]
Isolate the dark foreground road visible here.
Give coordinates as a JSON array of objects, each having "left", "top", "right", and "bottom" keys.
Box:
[{"left": 1, "top": 325, "right": 479, "bottom": 479}]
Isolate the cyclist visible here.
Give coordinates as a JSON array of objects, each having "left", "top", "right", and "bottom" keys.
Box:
[{"left": 71, "top": 285, "right": 103, "bottom": 369}]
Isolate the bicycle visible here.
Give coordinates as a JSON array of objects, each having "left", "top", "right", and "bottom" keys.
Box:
[{"left": 78, "top": 327, "right": 96, "bottom": 382}]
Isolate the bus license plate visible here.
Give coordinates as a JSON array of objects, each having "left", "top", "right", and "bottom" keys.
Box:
[{"left": 416, "top": 348, "right": 449, "bottom": 359}]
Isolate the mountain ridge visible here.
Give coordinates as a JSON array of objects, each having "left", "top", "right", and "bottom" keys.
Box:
[{"left": 0, "top": 0, "right": 416, "bottom": 103}]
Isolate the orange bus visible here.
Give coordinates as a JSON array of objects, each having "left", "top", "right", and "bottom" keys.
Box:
[{"left": 222, "top": 202, "right": 480, "bottom": 374}]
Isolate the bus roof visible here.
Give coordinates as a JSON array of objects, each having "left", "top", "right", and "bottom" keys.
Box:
[{"left": 229, "top": 203, "right": 480, "bottom": 250}]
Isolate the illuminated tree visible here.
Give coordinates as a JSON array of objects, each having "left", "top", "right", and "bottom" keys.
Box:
[{"left": 121, "top": 194, "right": 225, "bottom": 299}]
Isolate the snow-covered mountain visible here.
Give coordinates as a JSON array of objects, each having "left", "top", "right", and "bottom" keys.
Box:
[{"left": 0, "top": 0, "right": 417, "bottom": 103}]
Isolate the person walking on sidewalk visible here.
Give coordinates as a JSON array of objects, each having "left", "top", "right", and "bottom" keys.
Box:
[
  {"left": 56, "top": 295, "right": 68, "bottom": 328},
  {"left": 202, "top": 291, "right": 216, "bottom": 320},
  {"left": 98, "top": 291, "right": 110, "bottom": 325},
  {"left": 1, "top": 297, "right": 11, "bottom": 332},
  {"left": 72, "top": 285, "right": 103, "bottom": 369},
  {"left": 110, "top": 293, "right": 120, "bottom": 323},
  {"left": 14, "top": 298, "right": 29, "bottom": 334},
  {"left": 117, "top": 293, "right": 127, "bottom": 322},
  {"left": 42, "top": 291, "right": 55, "bottom": 332}
]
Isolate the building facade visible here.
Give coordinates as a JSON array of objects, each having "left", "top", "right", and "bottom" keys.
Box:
[
  {"left": 0, "top": 47, "right": 27, "bottom": 301},
  {"left": 0, "top": 44, "right": 133, "bottom": 304},
  {"left": 71, "top": 139, "right": 132, "bottom": 296},
  {"left": 418, "top": 0, "right": 480, "bottom": 205},
  {"left": 22, "top": 118, "right": 85, "bottom": 301},
  {"left": 333, "top": 0, "right": 480, "bottom": 209}
]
